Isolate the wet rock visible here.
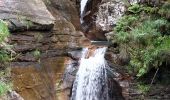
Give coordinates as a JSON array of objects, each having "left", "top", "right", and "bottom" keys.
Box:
[
  {"left": 62, "top": 60, "right": 79, "bottom": 89},
  {"left": 8, "top": 91, "right": 24, "bottom": 100},
  {"left": 81, "top": 0, "right": 105, "bottom": 40},
  {"left": 41, "top": 50, "right": 68, "bottom": 58},
  {"left": 11, "top": 57, "right": 70, "bottom": 100},
  {"left": 10, "top": 35, "right": 35, "bottom": 42},
  {"left": 107, "top": 76, "right": 125, "bottom": 100},
  {"left": 44, "top": 1, "right": 85, "bottom": 48},
  {"left": 13, "top": 44, "right": 41, "bottom": 52},
  {"left": 68, "top": 50, "right": 82, "bottom": 60},
  {"left": 0, "top": 0, "right": 55, "bottom": 31},
  {"left": 45, "top": 0, "right": 81, "bottom": 30},
  {"left": 16, "top": 53, "right": 37, "bottom": 62},
  {"left": 106, "top": 49, "right": 130, "bottom": 66},
  {"left": 6, "top": 0, "right": 89, "bottom": 100}
]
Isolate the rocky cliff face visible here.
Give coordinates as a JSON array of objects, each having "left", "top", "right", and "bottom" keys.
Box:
[
  {"left": 0, "top": 0, "right": 88, "bottom": 99},
  {"left": 0, "top": 0, "right": 134, "bottom": 99},
  {"left": 79, "top": 0, "right": 161, "bottom": 40},
  {"left": 78, "top": 0, "right": 137, "bottom": 40},
  {"left": 0, "top": 0, "right": 165, "bottom": 99},
  {"left": 0, "top": 0, "right": 55, "bottom": 31}
]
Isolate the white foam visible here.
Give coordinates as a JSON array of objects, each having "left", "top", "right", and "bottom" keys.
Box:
[
  {"left": 71, "top": 47, "right": 109, "bottom": 100},
  {"left": 80, "top": 0, "right": 89, "bottom": 23}
]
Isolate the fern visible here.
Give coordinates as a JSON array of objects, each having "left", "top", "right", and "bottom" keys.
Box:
[
  {"left": 114, "top": 17, "right": 170, "bottom": 77},
  {"left": 114, "top": 15, "right": 139, "bottom": 32}
]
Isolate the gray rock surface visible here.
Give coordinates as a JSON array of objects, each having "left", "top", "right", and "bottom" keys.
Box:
[
  {"left": 0, "top": 0, "right": 55, "bottom": 31},
  {"left": 96, "top": 0, "right": 141, "bottom": 32}
]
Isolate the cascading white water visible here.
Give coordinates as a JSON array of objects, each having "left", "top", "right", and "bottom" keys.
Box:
[
  {"left": 71, "top": 47, "right": 110, "bottom": 100},
  {"left": 80, "top": 0, "right": 89, "bottom": 23}
]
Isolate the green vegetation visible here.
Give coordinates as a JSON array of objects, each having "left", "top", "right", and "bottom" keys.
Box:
[
  {"left": 0, "top": 82, "right": 11, "bottom": 95},
  {"left": 0, "top": 20, "right": 9, "bottom": 43},
  {"left": 112, "top": 3, "right": 170, "bottom": 77},
  {"left": 137, "top": 83, "right": 150, "bottom": 94},
  {"left": 128, "top": 4, "right": 141, "bottom": 14},
  {"left": 158, "top": 2, "right": 170, "bottom": 19},
  {"left": 128, "top": 4, "right": 158, "bottom": 14},
  {"left": 0, "top": 20, "right": 11, "bottom": 64},
  {"left": 0, "top": 20, "right": 12, "bottom": 96},
  {"left": 33, "top": 49, "right": 41, "bottom": 58},
  {"left": 24, "top": 20, "right": 33, "bottom": 29},
  {"left": 0, "top": 50, "right": 10, "bottom": 63},
  {"left": 114, "top": 15, "right": 139, "bottom": 33},
  {"left": 0, "top": 68, "right": 12, "bottom": 96}
]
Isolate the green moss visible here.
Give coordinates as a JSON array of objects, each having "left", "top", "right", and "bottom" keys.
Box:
[
  {"left": 0, "top": 20, "right": 9, "bottom": 43},
  {"left": 0, "top": 82, "right": 9, "bottom": 96},
  {"left": 0, "top": 67, "right": 12, "bottom": 96},
  {"left": 0, "top": 20, "right": 11, "bottom": 63},
  {"left": 0, "top": 75, "right": 12, "bottom": 96},
  {"left": 0, "top": 20, "right": 12, "bottom": 96}
]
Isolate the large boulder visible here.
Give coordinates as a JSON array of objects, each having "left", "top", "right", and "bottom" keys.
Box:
[
  {"left": 81, "top": 0, "right": 141, "bottom": 40},
  {"left": 0, "top": 0, "right": 55, "bottom": 31},
  {"left": 96, "top": 0, "right": 161, "bottom": 33},
  {"left": 96, "top": 0, "right": 126, "bottom": 32}
]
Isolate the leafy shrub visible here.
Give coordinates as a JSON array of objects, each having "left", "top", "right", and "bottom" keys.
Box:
[
  {"left": 114, "top": 17, "right": 170, "bottom": 77},
  {"left": 115, "top": 15, "right": 139, "bottom": 32},
  {"left": 0, "top": 50, "right": 10, "bottom": 63},
  {"left": 128, "top": 4, "right": 158, "bottom": 14},
  {"left": 0, "top": 20, "right": 9, "bottom": 43},
  {"left": 0, "top": 82, "right": 8, "bottom": 96},
  {"left": 158, "top": 2, "right": 170, "bottom": 19},
  {"left": 137, "top": 83, "right": 150, "bottom": 94},
  {"left": 142, "top": 6, "right": 158, "bottom": 14},
  {"left": 0, "top": 81, "right": 11, "bottom": 96},
  {"left": 0, "top": 20, "right": 12, "bottom": 96},
  {"left": 128, "top": 4, "right": 141, "bottom": 14},
  {"left": 0, "top": 20, "right": 11, "bottom": 63}
]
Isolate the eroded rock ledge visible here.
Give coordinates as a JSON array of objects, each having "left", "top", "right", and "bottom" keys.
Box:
[{"left": 0, "top": 0, "right": 55, "bottom": 31}]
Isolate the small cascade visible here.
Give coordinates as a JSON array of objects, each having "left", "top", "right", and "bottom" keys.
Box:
[
  {"left": 71, "top": 47, "right": 110, "bottom": 100},
  {"left": 80, "top": 0, "right": 89, "bottom": 23}
]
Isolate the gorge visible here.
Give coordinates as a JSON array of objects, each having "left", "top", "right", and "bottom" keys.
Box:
[{"left": 0, "top": 0, "right": 170, "bottom": 100}]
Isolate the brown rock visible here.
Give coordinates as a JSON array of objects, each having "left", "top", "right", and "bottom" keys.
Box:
[
  {"left": 13, "top": 44, "right": 41, "bottom": 52},
  {"left": 45, "top": 0, "right": 81, "bottom": 30},
  {"left": 11, "top": 57, "right": 70, "bottom": 100}
]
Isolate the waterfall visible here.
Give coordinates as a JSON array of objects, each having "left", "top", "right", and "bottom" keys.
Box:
[
  {"left": 71, "top": 47, "right": 110, "bottom": 100},
  {"left": 80, "top": 0, "right": 89, "bottom": 23}
]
